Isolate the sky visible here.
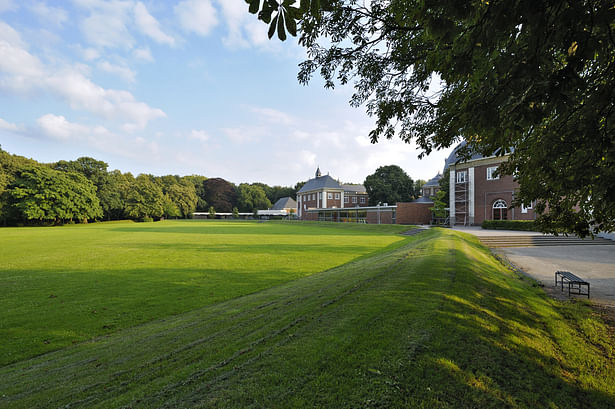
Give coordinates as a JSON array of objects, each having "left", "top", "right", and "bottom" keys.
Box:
[{"left": 0, "top": 0, "right": 453, "bottom": 187}]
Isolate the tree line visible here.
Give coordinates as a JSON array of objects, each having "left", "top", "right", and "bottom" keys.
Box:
[{"left": 0, "top": 148, "right": 300, "bottom": 226}]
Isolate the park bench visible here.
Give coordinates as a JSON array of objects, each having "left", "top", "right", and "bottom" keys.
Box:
[{"left": 555, "top": 270, "right": 590, "bottom": 298}]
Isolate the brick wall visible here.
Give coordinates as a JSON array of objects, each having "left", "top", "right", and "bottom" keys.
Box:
[
  {"left": 396, "top": 202, "right": 433, "bottom": 224},
  {"left": 472, "top": 163, "right": 536, "bottom": 224},
  {"left": 366, "top": 208, "right": 394, "bottom": 224}
]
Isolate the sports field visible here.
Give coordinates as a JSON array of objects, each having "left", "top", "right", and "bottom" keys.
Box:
[
  {"left": 0, "top": 220, "right": 408, "bottom": 365},
  {"left": 1, "top": 222, "right": 614, "bottom": 408}
]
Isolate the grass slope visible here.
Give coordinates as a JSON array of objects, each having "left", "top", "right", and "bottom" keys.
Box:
[
  {"left": 1, "top": 228, "right": 613, "bottom": 408},
  {"left": 0, "top": 220, "right": 408, "bottom": 365}
]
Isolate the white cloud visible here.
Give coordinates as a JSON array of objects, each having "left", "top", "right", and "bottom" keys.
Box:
[
  {"left": 97, "top": 60, "right": 136, "bottom": 82},
  {"left": 134, "top": 2, "right": 175, "bottom": 46},
  {"left": 0, "top": 22, "right": 165, "bottom": 129},
  {"left": 77, "top": 46, "right": 100, "bottom": 61},
  {"left": 221, "top": 127, "right": 260, "bottom": 144},
  {"left": 133, "top": 46, "right": 153, "bottom": 62},
  {"left": 215, "top": 0, "right": 248, "bottom": 48},
  {"left": 189, "top": 129, "right": 209, "bottom": 142},
  {"left": 29, "top": 2, "right": 68, "bottom": 26},
  {"left": 0, "top": 20, "right": 26, "bottom": 48},
  {"left": 0, "top": 117, "right": 23, "bottom": 132},
  {"left": 175, "top": 0, "right": 218, "bottom": 37},
  {"left": 249, "top": 107, "right": 294, "bottom": 125},
  {"left": 37, "top": 114, "right": 90, "bottom": 140},
  {"left": 75, "top": 0, "right": 134, "bottom": 49}
]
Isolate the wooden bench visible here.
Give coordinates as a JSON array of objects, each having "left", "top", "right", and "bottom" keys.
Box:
[{"left": 555, "top": 270, "right": 590, "bottom": 298}]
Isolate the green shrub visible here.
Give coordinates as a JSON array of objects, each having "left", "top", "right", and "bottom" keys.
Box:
[
  {"left": 481, "top": 220, "right": 536, "bottom": 231},
  {"left": 141, "top": 216, "right": 154, "bottom": 223}
]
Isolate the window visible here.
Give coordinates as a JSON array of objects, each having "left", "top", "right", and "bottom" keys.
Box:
[
  {"left": 521, "top": 202, "right": 533, "bottom": 214},
  {"left": 318, "top": 192, "right": 322, "bottom": 200},
  {"left": 492, "top": 199, "right": 508, "bottom": 220},
  {"left": 487, "top": 166, "right": 499, "bottom": 180},
  {"left": 335, "top": 193, "right": 340, "bottom": 199},
  {"left": 360, "top": 197, "right": 366, "bottom": 204},
  {"left": 327, "top": 192, "right": 333, "bottom": 199},
  {"left": 344, "top": 196, "right": 349, "bottom": 203},
  {"left": 352, "top": 196, "right": 357, "bottom": 204},
  {"left": 456, "top": 171, "right": 467, "bottom": 184},
  {"left": 311, "top": 194, "right": 315, "bottom": 201}
]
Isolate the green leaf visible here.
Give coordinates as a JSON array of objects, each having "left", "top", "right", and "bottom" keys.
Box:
[
  {"left": 284, "top": 8, "right": 297, "bottom": 36},
  {"left": 245, "top": 0, "right": 259, "bottom": 14},
  {"left": 268, "top": 14, "right": 278, "bottom": 39},
  {"left": 278, "top": 11, "right": 287, "bottom": 41}
]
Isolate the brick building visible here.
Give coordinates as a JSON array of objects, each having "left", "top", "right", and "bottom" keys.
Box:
[
  {"left": 421, "top": 173, "right": 442, "bottom": 198},
  {"left": 447, "top": 142, "right": 536, "bottom": 226},
  {"left": 296, "top": 167, "right": 369, "bottom": 220}
]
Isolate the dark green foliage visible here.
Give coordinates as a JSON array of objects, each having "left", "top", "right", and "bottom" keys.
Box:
[
  {"left": 364, "top": 165, "right": 414, "bottom": 205},
  {"left": 203, "top": 178, "right": 238, "bottom": 212},
  {"left": 413, "top": 178, "right": 426, "bottom": 198},
  {"left": 246, "top": 0, "right": 615, "bottom": 236},
  {"left": 481, "top": 220, "right": 537, "bottom": 231},
  {"left": 238, "top": 183, "right": 272, "bottom": 212},
  {"left": 252, "top": 182, "right": 297, "bottom": 205}
]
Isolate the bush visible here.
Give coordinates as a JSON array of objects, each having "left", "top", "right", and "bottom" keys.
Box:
[
  {"left": 481, "top": 220, "right": 536, "bottom": 231},
  {"left": 141, "top": 216, "right": 154, "bottom": 223}
]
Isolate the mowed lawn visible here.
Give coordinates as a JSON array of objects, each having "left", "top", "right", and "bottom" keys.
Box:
[
  {"left": 1, "top": 228, "right": 613, "bottom": 408},
  {"left": 0, "top": 220, "right": 408, "bottom": 365}
]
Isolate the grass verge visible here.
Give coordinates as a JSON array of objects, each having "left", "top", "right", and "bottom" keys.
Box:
[{"left": 0, "top": 228, "right": 613, "bottom": 408}]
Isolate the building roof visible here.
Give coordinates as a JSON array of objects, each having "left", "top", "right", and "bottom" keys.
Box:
[
  {"left": 341, "top": 184, "right": 367, "bottom": 194},
  {"left": 272, "top": 197, "right": 297, "bottom": 210},
  {"left": 297, "top": 174, "right": 343, "bottom": 193},
  {"left": 423, "top": 173, "right": 442, "bottom": 187},
  {"left": 444, "top": 141, "right": 513, "bottom": 171},
  {"left": 413, "top": 196, "right": 434, "bottom": 204},
  {"left": 444, "top": 141, "right": 486, "bottom": 170}
]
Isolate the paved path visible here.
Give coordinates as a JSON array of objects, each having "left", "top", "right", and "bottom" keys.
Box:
[{"left": 453, "top": 227, "right": 615, "bottom": 307}]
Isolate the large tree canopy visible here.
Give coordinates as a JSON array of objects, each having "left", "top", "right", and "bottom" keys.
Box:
[
  {"left": 246, "top": 0, "right": 615, "bottom": 236},
  {"left": 364, "top": 165, "right": 414, "bottom": 205}
]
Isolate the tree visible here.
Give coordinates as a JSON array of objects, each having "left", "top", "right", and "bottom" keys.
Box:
[
  {"left": 169, "top": 183, "right": 198, "bottom": 218},
  {"left": 203, "top": 178, "right": 238, "bottom": 213},
  {"left": 183, "top": 175, "right": 208, "bottom": 211},
  {"left": 208, "top": 206, "right": 216, "bottom": 219},
  {"left": 125, "top": 175, "right": 164, "bottom": 220},
  {"left": 364, "top": 165, "right": 414, "bottom": 206},
  {"left": 414, "top": 179, "right": 426, "bottom": 198},
  {"left": 8, "top": 165, "right": 102, "bottom": 224},
  {"left": 232, "top": 207, "right": 239, "bottom": 219},
  {"left": 237, "top": 183, "right": 272, "bottom": 212},
  {"left": 246, "top": 0, "right": 615, "bottom": 236}
]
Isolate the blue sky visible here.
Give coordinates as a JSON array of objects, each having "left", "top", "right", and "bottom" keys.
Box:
[{"left": 0, "top": 0, "right": 452, "bottom": 186}]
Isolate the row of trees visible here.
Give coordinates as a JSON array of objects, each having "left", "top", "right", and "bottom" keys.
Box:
[{"left": 0, "top": 149, "right": 300, "bottom": 225}]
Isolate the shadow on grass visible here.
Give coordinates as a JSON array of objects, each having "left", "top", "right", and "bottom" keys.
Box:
[{"left": 405, "top": 235, "right": 615, "bottom": 408}]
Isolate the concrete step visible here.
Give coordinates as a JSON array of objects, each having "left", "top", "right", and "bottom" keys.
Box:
[{"left": 478, "top": 235, "right": 615, "bottom": 248}]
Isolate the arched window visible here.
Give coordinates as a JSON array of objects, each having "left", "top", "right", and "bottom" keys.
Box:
[{"left": 492, "top": 199, "right": 508, "bottom": 220}]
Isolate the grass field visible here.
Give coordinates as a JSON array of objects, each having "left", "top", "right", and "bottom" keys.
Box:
[
  {"left": 0, "top": 220, "right": 408, "bottom": 366},
  {"left": 1, "top": 224, "right": 614, "bottom": 408}
]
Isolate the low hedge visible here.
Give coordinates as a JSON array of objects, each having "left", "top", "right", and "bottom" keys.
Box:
[{"left": 481, "top": 220, "right": 536, "bottom": 231}]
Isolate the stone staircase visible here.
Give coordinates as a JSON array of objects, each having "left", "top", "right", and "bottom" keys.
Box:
[{"left": 478, "top": 235, "right": 615, "bottom": 248}]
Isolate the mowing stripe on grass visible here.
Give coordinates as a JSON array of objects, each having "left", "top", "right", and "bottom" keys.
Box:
[{"left": 1, "top": 229, "right": 614, "bottom": 408}]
